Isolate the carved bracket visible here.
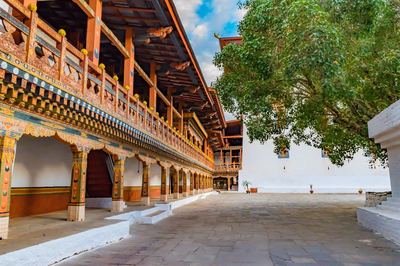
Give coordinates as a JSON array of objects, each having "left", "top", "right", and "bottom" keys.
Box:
[{"left": 136, "top": 154, "right": 157, "bottom": 165}]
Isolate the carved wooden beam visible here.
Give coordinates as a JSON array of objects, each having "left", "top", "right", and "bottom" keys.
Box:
[
  {"left": 147, "top": 26, "right": 173, "bottom": 39},
  {"left": 158, "top": 161, "right": 173, "bottom": 169},
  {"left": 100, "top": 21, "right": 129, "bottom": 58},
  {"left": 72, "top": 0, "right": 95, "bottom": 18},
  {"left": 103, "top": 3, "right": 156, "bottom": 13},
  {"left": 171, "top": 61, "right": 190, "bottom": 71}
]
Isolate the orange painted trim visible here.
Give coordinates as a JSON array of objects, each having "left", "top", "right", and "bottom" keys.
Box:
[
  {"left": 10, "top": 188, "right": 70, "bottom": 218},
  {"left": 11, "top": 187, "right": 70, "bottom": 196}
]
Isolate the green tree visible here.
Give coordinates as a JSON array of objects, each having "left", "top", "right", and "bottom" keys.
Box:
[{"left": 214, "top": 0, "right": 400, "bottom": 166}]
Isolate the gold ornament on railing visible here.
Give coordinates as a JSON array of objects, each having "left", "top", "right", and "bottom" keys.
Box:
[
  {"left": 134, "top": 94, "right": 140, "bottom": 99},
  {"left": 99, "top": 63, "right": 105, "bottom": 70},
  {"left": 143, "top": 101, "right": 147, "bottom": 106},
  {"left": 124, "top": 85, "right": 130, "bottom": 91},
  {"left": 161, "top": 117, "right": 165, "bottom": 121},
  {"left": 58, "top": 29, "right": 66, "bottom": 37},
  {"left": 28, "top": 3, "right": 37, "bottom": 12},
  {"left": 113, "top": 75, "right": 119, "bottom": 81},
  {"left": 149, "top": 107, "right": 154, "bottom": 111},
  {"left": 156, "top": 112, "right": 159, "bottom": 116},
  {"left": 81, "top": 48, "right": 88, "bottom": 56}
]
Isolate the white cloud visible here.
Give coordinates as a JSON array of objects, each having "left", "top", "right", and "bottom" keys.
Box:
[
  {"left": 174, "top": 0, "right": 244, "bottom": 85},
  {"left": 196, "top": 52, "right": 222, "bottom": 85},
  {"left": 193, "top": 23, "right": 209, "bottom": 39},
  {"left": 173, "top": 0, "right": 203, "bottom": 32},
  {"left": 235, "top": 7, "right": 248, "bottom": 21}
]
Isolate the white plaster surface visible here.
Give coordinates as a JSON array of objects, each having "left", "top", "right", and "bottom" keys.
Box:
[
  {"left": 0, "top": 221, "right": 130, "bottom": 266},
  {"left": 357, "top": 99, "right": 400, "bottom": 247},
  {"left": 149, "top": 164, "right": 161, "bottom": 185},
  {"left": 13, "top": 136, "right": 72, "bottom": 188},
  {"left": 239, "top": 127, "right": 390, "bottom": 193},
  {"left": 124, "top": 157, "right": 142, "bottom": 186}
]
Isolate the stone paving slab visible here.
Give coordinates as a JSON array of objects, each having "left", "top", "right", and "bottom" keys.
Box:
[{"left": 59, "top": 194, "right": 400, "bottom": 266}]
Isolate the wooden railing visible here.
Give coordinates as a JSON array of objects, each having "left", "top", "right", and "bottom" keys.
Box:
[
  {"left": 0, "top": 1, "right": 214, "bottom": 169},
  {"left": 215, "top": 163, "right": 242, "bottom": 172}
]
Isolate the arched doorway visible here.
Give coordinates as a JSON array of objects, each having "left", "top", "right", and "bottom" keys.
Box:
[
  {"left": 214, "top": 177, "right": 228, "bottom": 190},
  {"left": 86, "top": 150, "right": 113, "bottom": 199},
  {"left": 169, "top": 167, "right": 175, "bottom": 195}
]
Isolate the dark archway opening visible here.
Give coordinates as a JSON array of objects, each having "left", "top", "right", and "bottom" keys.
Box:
[{"left": 86, "top": 150, "right": 113, "bottom": 198}]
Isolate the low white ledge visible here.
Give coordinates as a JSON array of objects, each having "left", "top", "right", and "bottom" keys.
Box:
[{"left": 359, "top": 99, "right": 400, "bottom": 246}]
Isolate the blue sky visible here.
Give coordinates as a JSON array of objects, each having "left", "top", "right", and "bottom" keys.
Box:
[{"left": 174, "top": 0, "right": 245, "bottom": 86}]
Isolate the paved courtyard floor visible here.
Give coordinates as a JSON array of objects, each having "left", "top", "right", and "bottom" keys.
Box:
[{"left": 59, "top": 193, "right": 400, "bottom": 266}]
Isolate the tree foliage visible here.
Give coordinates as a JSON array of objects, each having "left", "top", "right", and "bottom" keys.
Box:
[{"left": 213, "top": 0, "right": 400, "bottom": 165}]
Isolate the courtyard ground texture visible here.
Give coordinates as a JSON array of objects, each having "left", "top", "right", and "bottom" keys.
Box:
[{"left": 59, "top": 194, "right": 400, "bottom": 266}]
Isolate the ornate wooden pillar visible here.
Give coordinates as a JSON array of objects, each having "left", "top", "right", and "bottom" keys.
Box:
[
  {"left": 194, "top": 173, "right": 199, "bottom": 194},
  {"left": 160, "top": 165, "right": 168, "bottom": 202},
  {"left": 137, "top": 155, "right": 156, "bottom": 206},
  {"left": 86, "top": 0, "right": 102, "bottom": 65},
  {"left": 173, "top": 166, "right": 180, "bottom": 199},
  {"left": 0, "top": 134, "right": 19, "bottom": 239},
  {"left": 68, "top": 147, "right": 89, "bottom": 221},
  {"left": 112, "top": 156, "right": 126, "bottom": 212},
  {"left": 159, "top": 161, "right": 171, "bottom": 202},
  {"left": 198, "top": 174, "right": 202, "bottom": 193},
  {"left": 141, "top": 162, "right": 150, "bottom": 206},
  {"left": 227, "top": 177, "right": 231, "bottom": 191},
  {"left": 190, "top": 171, "right": 194, "bottom": 195},
  {"left": 182, "top": 169, "right": 188, "bottom": 197}
]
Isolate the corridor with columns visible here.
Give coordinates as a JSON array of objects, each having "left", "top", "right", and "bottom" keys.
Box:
[{"left": 0, "top": 0, "right": 237, "bottom": 243}]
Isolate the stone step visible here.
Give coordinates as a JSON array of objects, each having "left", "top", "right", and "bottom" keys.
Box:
[
  {"left": 377, "top": 204, "right": 399, "bottom": 212},
  {"left": 136, "top": 209, "right": 171, "bottom": 224}
]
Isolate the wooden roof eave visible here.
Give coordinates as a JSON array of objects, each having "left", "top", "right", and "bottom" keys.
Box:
[
  {"left": 161, "top": 0, "right": 215, "bottom": 111},
  {"left": 209, "top": 88, "right": 227, "bottom": 128}
]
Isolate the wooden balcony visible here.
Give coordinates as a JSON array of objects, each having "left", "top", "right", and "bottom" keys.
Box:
[
  {"left": 215, "top": 163, "right": 242, "bottom": 174},
  {"left": 0, "top": 1, "right": 214, "bottom": 169}
]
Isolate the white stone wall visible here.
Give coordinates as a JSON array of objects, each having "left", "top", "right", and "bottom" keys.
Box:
[
  {"left": 12, "top": 136, "right": 72, "bottom": 187},
  {"left": 239, "top": 126, "right": 390, "bottom": 193}
]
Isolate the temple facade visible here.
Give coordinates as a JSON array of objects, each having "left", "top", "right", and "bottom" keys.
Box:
[{"left": 0, "top": 0, "right": 242, "bottom": 240}]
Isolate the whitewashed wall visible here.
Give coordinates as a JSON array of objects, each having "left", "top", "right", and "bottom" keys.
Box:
[
  {"left": 149, "top": 164, "right": 161, "bottom": 186},
  {"left": 13, "top": 136, "right": 72, "bottom": 187},
  {"left": 124, "top": 157, "right": 142, "bottom": 186},
  {"left": 124, "top": 159, "right": 166, "bottom": 186},
  {"left": 239, "top": 127, "right": 390, "bottom": 193}
]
